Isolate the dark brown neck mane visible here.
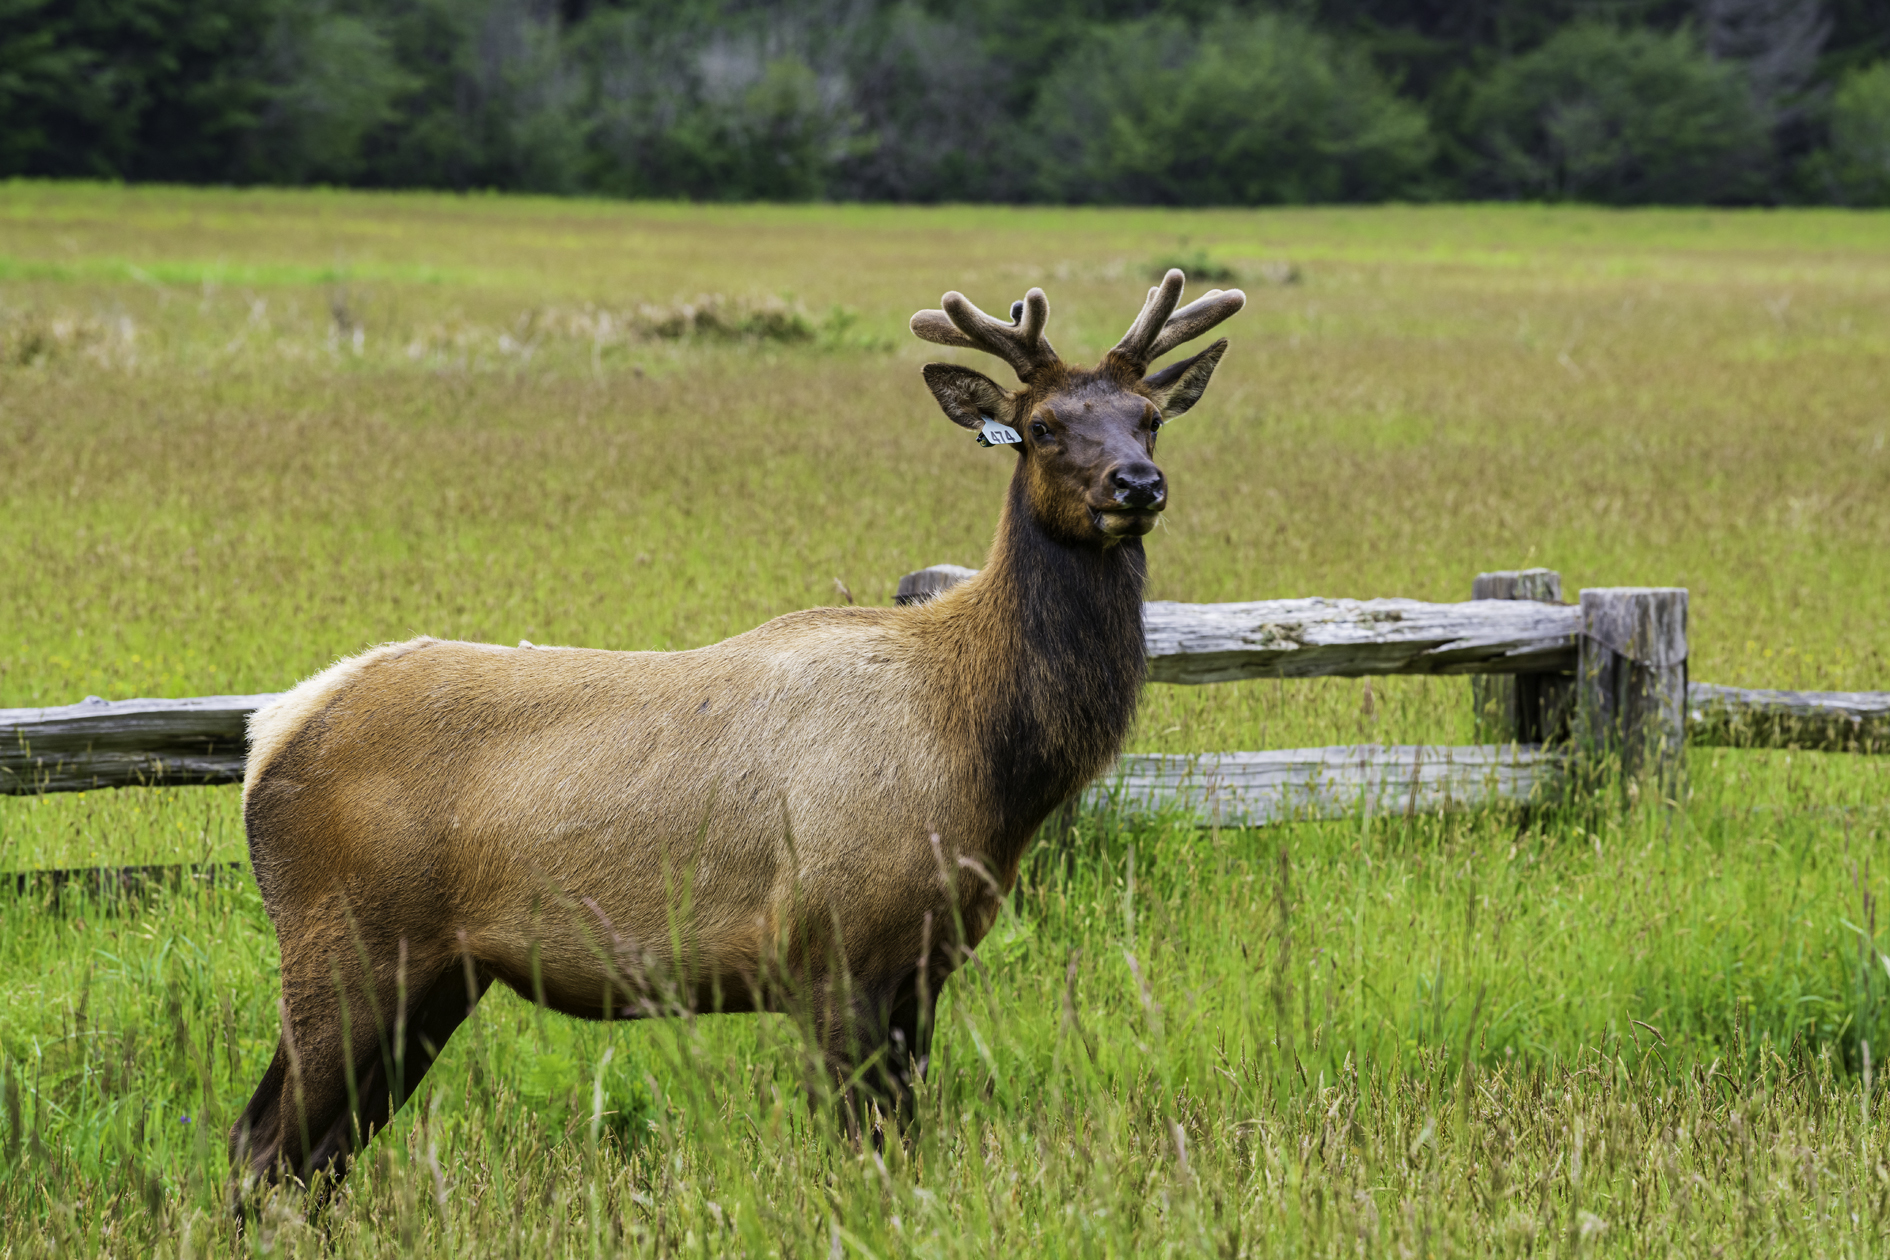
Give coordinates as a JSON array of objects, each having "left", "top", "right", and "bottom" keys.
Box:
[{"left": 922, "top": 467, "right": 1148, "bottom": 879}]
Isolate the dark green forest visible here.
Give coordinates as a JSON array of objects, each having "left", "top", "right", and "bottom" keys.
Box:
[{"left": 3, "top": 0, "right": 1887, "bottom": 204}]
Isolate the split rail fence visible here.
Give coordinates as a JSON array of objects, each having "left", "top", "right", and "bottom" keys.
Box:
[{"left": 3, "top": 569, "right": 1886, "bottom": 830}]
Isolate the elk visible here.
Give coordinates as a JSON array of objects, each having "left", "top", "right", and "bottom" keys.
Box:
[{"left": 231, "top": 269, "right": 1244, "bottom": 1186}]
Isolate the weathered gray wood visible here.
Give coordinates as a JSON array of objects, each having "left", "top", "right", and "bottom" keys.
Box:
[
  {"left": 894, "top": 564, "right": 979, "bottom": 606},
  {"left": 1576, "top": 588, "right": 1688, "bottom": 801},
  {"left": 1141, "top": 596, "right": 1580, "bottom": 683},
  {"left": 1471, "top": 570, "right": 1564, "bottom": 603},
  {"left": 0, "top": 693, "right": 277, "bottom": 794},
  {"left": 1471, "top": 570, "right": 1575, "bottom": 745},
  {"left": 1688, "top": 682, "right": 1890, "bottom": 753},
  {"left": 893, "top": 565, "right": 1584, "bottom": 681},
  {"left": 1085, "top": 744, "right": 1566, "bottom": 827}
]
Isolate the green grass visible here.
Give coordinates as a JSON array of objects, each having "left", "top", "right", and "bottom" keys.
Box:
[
  {"left": 2, "top": 182, "right": 1889, "bottom": 1254},
  {"left": 7, "top": 768, "right": 1890, "bottom": 1254}
]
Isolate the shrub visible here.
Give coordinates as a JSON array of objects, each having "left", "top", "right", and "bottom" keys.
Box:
[
  {"left": 577, "top": 12, "right": 861, "bottom": 202},
  {"left": 633, "top": 294, "right": 816, "bottom": 343},
  {"left": 1148, "top": 246, "right": 1238, "bottom": 284},
  {"left": 1467, "top": 23, "right": 1770, "bottom": 204},
  {"left": 0, "top": 0, "right": 279, "bottom": 182},
  {"left": 1813, "top": 62, "right": 1890, "bottom": 205},
  {"left": 1028, "top": 11, "right": 1435, "bottom": 205},
  {"left": 298, "top": 0, "right": 593, "bottom": 194},
  {"left": 0, "top": 309, "right": 135, "bottom": 369},
  {"left": 248, "top": 10, "right": 416, "bottom": 184},
  {"left": 828, "top": 4, "right": 1023, "bottom": 203}
]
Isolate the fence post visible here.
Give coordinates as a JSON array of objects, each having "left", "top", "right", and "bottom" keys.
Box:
[
  {"left": 894, "top": 564, "right": 977, "bottom": 606},
  {"left": 1472, "top": 569, "right": 1573, "bottom": 745},
  {"left": 1576, "top": 587, "right": 1688, "bottom": 805}
]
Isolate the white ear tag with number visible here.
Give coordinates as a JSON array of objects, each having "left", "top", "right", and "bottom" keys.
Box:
[{"left": 977, "top": 416, "right": 1022, "bottom": 448}]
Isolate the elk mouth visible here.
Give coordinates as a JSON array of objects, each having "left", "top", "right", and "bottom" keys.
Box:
[{"left": 1095, "top": 507, "right": 1162, "bottom": 537}]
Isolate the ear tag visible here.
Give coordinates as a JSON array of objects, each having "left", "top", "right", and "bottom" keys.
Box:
[{"left": 977, "top": 416, "right": 1022, "bottom": 448}]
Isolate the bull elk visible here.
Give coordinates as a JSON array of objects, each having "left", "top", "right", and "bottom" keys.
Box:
[{"left": 232, "top": 270, "right": 1244, "bottom": 1185}]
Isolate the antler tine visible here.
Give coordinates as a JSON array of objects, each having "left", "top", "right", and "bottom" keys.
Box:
[
  {"left": 1146, "top": 288, "right": 1247, "bottom": 361},
  {"left": 910, "top": 287, "right": 1058, "bottom": 382},
  {"left": 1108, "top": 268, "right": 1187, "bottom": 371},
  {"left": 909, "top": 308, "right": 978, "bottom": 351},
  {"left": 943, "top": 288, "right": 1056, "bottom": 381}
]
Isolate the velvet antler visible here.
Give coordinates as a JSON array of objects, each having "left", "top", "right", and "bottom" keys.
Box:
[
  {"left": 1108, "top": 269, "right": 1247, "bottom": 375},
  {"left": 910, "top": 287, "right": 1060, "bottom": 383}
]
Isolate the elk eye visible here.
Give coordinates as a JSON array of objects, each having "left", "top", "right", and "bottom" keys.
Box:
[{"left": 1030, "top": 421, "right": 1050, "bottom": 440}]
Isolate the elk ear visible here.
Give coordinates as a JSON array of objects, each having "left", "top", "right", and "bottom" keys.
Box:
[
  {"left": 923, "top": 363, "right": 1018, "bottom": 431},
  {"left": 1143, "top": 339, "right": 1227, "bottom": 420}
]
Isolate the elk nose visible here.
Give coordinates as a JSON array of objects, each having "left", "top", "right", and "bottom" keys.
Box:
[{"left": 1111, "top": 465, "right": 1166, "bottom": 510}]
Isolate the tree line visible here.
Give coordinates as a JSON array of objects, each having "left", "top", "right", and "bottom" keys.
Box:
[{"left": 3, "top": 0, "right": 1887, "bottom": 205}]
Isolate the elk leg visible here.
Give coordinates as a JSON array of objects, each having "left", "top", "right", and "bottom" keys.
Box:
[
  {"left": 233, "top": 954, "right": 489, "bottom": 1187},
  {"left": 811, "top": 985, "right": 892, "bottom": 1141},
  {"left": 230, "top": 911, "right": 394, "bottom": 1186},
  {"left": 229, "top": 1041, "right": 293, "bottom": 1182},
  {"left": 883, "top": 972, "right": 939, "bottom": 1116},
  {"left": 230, "top": 967, "right": 360, "bottom": 1188},
  {"left": 299, "top": 963, "right": 492, "bottom": 1182},
  {"left": 817, "top": 974, "right": 939, "bottom": 1141}
]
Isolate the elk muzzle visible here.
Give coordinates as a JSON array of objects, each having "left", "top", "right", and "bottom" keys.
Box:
[{"left": 1096, "top": 462, "right": 1166, "bottom": 537}]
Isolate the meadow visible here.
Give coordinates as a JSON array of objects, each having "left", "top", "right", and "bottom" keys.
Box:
[{"left": 1, "top": 181, "right": 1888, "bottom": 1255}]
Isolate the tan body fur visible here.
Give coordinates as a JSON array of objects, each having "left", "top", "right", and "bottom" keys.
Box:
[
  {"left": 246, "top": 592, "right": 1027, "bottom": 1034},
  {"left": 232, "top": 272, "right": 1242, "bottom": 1187}
]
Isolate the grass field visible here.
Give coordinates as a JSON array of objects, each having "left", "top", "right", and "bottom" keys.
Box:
[{"left": 2, "top": 182, "right": 1888, "bottom": 1255}]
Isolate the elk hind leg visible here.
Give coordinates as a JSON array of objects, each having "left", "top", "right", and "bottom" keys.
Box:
[
  {"left": 229, "top": 1040, "right": 294, "bottom": 1183},
  {"left": 233, "top": 955, "right": 489, "bottom": 1188},
  {"left": 297, "top": 961, "right": 492, "bottom": 1181}
]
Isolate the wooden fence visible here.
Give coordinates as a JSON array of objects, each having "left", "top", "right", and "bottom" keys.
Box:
[
  {"left": 3, "top": 569, "right": 1885, "bottom": 828},
  {"left": 906, "top": 566, "right": 1877, "bottom": 824}
]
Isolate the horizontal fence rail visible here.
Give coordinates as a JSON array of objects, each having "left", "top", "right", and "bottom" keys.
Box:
[
  {"left": 1, "top": 694, "right": 268, "bottom": 794},
  {"left": 6, "top": 861, "right": 244, "bottom": 903},
  {"left": 1087, "top": 744, "right": 1565, "bottom": 828},
  {"left": 7, "top": 682, "right": 1880, "bottom": 799},
  {"left": 1687, "top": 683, "right": 1889, "bottom": 754},
  {"left": 1142, "top": 597, "right": 1579, "bottom": 683},
  {"left": 903, "top": 565, "right": 1584, "bottom": 682},
  {"left": 4, "top": 567, "right": 1884, "bottom": 798}
]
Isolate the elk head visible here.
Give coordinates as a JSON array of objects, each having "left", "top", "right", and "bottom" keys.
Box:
[{"left": 911, "top": 269, "right": 1245, "bottom": 546}]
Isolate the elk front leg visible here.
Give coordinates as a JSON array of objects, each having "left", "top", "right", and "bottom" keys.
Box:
[{"left": 813, "top": 969, "right": 940, "bottom": 1142}]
